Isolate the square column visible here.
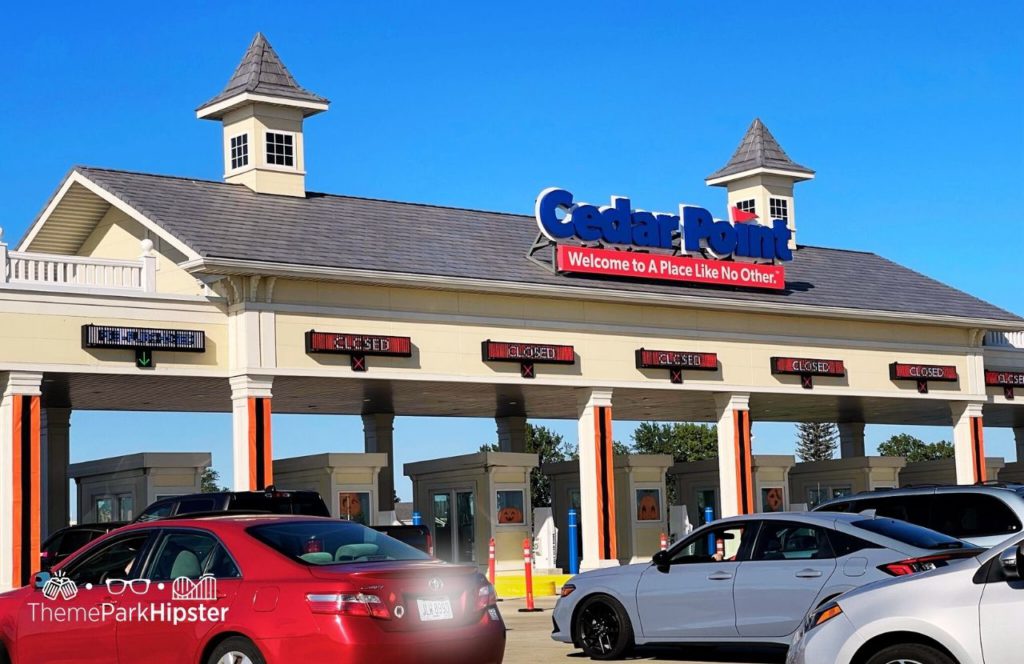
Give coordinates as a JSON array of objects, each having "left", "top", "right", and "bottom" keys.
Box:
[
  {"left": 41, "top": 407, "right": 70, "bottom": 537},
  {"left": 496, "top": 415, "right": 527, "bottom": 453},
  {"left": 230, "top": 375, "right": 274, "bottom": 491},
  {"left": 715, "top": 393, "right": 753, "bottom": 518},
  {"left": 838, "top": 422, "right": 866, "bottom": 458},
  {"left": 363, "top": 413, "right": 395, "bottom": 518},
  {"left": 577, "top": 388, "right": 618, "bottom": 571},
  {"left": 950, "top": 402, "right": 986, "bottom": 484},
  {"left": 0, "top": 372, "right": 43, "bottom": 590}
]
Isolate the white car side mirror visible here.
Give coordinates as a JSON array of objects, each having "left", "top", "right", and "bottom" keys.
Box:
[{"left": 998, "top": 545, "right": 1021, "bottom": 580}]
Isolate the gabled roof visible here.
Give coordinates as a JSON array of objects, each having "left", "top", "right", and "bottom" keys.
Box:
[
  {"left": 706, "top": 118, "right": 815, "bottom": 182},
  {"left": 54, "top": 166, "right": 1021, "bottom": 327},
  {"left": 196, "top": 33, "right": 328, "bottom": 115}
]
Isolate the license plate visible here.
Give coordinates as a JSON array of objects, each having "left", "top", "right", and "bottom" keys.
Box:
[{"left": 417, "top": 597, "right": 454, "bottom": 622}]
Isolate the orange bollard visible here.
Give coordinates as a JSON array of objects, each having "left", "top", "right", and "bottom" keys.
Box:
[
  {"left": 518, "top": 538, "right": 543, "bottom": 613},
  {"left": 660, "top": 532, "right": 668, "bottom": 551},
  {"left": 488, "top": 537, "right": 496, "bottom": 586}
]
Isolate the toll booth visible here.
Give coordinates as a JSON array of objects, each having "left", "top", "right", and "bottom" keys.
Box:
[
  {"left": 790, "top": 457, "right": 905, "bottom": 508},
  {"left": 272, "top": 453, "right": 390, "bottom": 526},
  {"left": 899, "top": 457, "right": 1004, "bottom": 487},
  {"left": 405, "top": 452, "right": 537, "bottom": 572},
  {"left": 70, "top": 452, "right": 210, "bottom": 524},
  {"left": 669, "top": 455, "right": 796, "bottom": 526},
  {"left": 999, "top": 462, "right": 1024, "bottom": 484},
  {"left": 544, "top": 454, "right": 673, "bottom": 568}
]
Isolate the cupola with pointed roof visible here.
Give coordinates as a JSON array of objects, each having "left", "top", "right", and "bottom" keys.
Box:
[
  {"left": 197, "top": 33, "right": 329, "bottom": 197},
  {"left": 706, "top": 118, "right": 813, "bottom": 249}
]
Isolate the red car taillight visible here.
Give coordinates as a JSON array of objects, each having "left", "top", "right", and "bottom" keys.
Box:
[
  {"left": 426, "top": 531, "right": 434, "bottom": 557},
  {"left": 306, "top": 592, "right": 391, "bottom": 620},
  {"left": 475, "top": 582, "right": 497, "bottom": 610},
  {"left": 878, "top": 553, "right": 967, "bottom": 577}
]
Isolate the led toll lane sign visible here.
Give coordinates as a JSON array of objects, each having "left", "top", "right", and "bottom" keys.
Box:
[
  {"left": 771, "top": 357, "right": 845, "bottom": 389},
  {"left": 82, "top": 324, "right": 205, "bottom": 369},
  {"left": 535, "top": 188, "right": 791, "bottom": 291},
  {"left": 636, "top": 349, "right": 718, "bottom": 384},
  {"left": 305, "top": 331, "right": 412, "bottom": 372},
  {"left": 482, "top": 340, "right": 575, "bottom": 378},
  {"left": 986, "top": 370, "right": 1024, "bottom": 399},
  {"left": 890, "top": 362, "right": 958, "bottom": 394}
]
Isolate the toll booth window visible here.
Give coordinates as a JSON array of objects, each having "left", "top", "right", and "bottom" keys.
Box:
[
  {"left": 496, "top": 490, "right": 525, "bottom": 524},
  {"left": 118, "top": 495, "right": 134, "bottom": 521},
  {"left": 635, "top": 488, "right": 661, "bottom": 521},
  {"left": 95, "top": 497, "right": 115, "bottom": 523},
  {"left": 761, "top": 487, "right": 785, "bottom": 513},
  {"left": 338, "top": 491, "right": 370, "bottom": 526}
]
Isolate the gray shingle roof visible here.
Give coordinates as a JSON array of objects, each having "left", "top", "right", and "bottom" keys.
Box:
[
  {"left": 71, "top": 166, "right": 1021, "bottom": 324},
  {"left": 706, "top": 118, "right": 815, "bottom": 181},
  {"left": 197, "top": 33, "right": 328, "bottom": 112}
]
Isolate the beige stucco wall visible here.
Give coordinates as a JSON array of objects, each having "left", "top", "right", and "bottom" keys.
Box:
[{"left": 79, "top": 207, "right": 204, "bottom": 297}]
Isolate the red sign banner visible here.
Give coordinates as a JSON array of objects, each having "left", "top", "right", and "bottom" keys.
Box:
[
  {"left": 555, "top": 245, "right": 785, "bottom": 291},
  {"left": 305, "top": 331, "right": 412, "bottom": 357},
  {"left": 889, "top": 363, "right": 958, "bottom": 382},
  {"left": 636, "top": 349, "right": 718, "bottom": 370},
  {"left": 482, "top": 340, "right": 575, "bottom": 364},
  {"left": 986, "top": 370, "right": 1024, "bottom": 387},
  {"left": 771, "top": 357, "right": 846, "bottom": 377}
]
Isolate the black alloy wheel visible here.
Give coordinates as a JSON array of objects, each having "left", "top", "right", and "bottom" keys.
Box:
[{"left": 574, "top": 595, "right": 634, "bottom": 660}]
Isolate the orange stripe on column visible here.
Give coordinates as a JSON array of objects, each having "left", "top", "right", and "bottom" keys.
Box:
[
  {"left": 262, "top": 398, "right": 273, "bottom": 487},
  {"left": 11, "top": 396, "right": 23, "bottom": 587},
  {"left": 28, "top": 396, "right": 41, "bottom": 586},
  {"left": 592, "top": 409, "right": 606, "bottom": 559},
  {"left": 733, "top": 410, "right": 754, "bottom": 515},
  {"left": 971, "top": 417, "right": 986, "bottom": 483},
  {"left": 601, "top": 406, "right": 617, "bottom": 561},
  {"left": 247, "top": 398, "right": 258, "bottom": 490}
]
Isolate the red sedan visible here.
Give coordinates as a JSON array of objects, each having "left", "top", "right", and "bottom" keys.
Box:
[{"left": 0, "top": 515, "right": 505, "bottom": 664}]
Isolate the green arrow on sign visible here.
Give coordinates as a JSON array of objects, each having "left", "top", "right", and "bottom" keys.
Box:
[{"left": 135, "top": 349, "right": 154, "bottom": 369}]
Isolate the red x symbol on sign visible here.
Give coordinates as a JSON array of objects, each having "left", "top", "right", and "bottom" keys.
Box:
[
  {"left": 1006, "top": 386, "right": 1015, "bottom": 400},
  {"left": 520, "top": 362, "right": 535, "bottom": 379},
  {"left": 917, "top": 379, "right": 928, "bottom": 394},
  {"left": 351, "top": 354, "right": 367, "bottom": 372},
  {"left": 669, "top": 368, "right": 683, "bottom": 384},
  {"left": 800, "top": 374, "right": 814, "bottom": 390}
]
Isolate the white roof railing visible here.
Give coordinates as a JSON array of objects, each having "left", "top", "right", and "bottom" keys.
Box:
[
  {"left": 0, "top": 229, "right": 156, "bottom": 294},
  {"left": 984, "top": 331, "right": 1024, "bottom": 350}
]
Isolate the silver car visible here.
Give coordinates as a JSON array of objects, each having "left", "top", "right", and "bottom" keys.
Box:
[
  {"left": 551, "top": 512, "right": 981, "bottom": 660},
  {"left": 788, "top": 531, "right": 1023, "bottom": 664}
]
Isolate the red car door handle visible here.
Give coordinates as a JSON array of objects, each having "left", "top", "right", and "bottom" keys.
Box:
[
  {"left": 707, "top": 571, "right": 733, "bottom": 581},
  {"left": 796, "top": 569, "right": 823, "bottom": 578}
]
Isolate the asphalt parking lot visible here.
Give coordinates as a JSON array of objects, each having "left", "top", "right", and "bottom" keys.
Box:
[{"left": 501, "top": 596, "right": 786, "bottom": 664}]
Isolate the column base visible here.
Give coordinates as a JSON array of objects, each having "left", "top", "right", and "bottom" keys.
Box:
[{"left": 580, "top": 558, "right": 620, "bottom": 572}]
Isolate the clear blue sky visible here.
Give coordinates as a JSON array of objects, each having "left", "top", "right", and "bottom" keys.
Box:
[{"left": 2, "top": 2, "right": 1022, "bottom": 505}]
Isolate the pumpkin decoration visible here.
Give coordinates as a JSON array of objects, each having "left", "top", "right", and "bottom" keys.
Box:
[
  {"left": 498, "top": 506, "right": 523, "bottom": 524},
  {"left": 637, "top": 493, "right": 660, "bottom": 521},
  {"left": 339, "top": 492, "right": 364, "bottom": 520}
]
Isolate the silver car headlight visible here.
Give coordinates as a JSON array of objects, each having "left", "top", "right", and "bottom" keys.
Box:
[{"left": 805, "top": 600, "right": 843, "bottom": 633}]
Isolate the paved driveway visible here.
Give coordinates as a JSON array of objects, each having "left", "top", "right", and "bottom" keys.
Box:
[{"left": 501, "top": 596, "right": 786, "bottom": 664}]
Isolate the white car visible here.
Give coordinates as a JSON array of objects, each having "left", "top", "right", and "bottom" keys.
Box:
[{"left": 788, "top": 531, "right": 1022, "bottom": 664}]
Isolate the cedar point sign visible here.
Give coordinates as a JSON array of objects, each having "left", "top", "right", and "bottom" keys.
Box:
[{"left": 534, "top": 188, "right": 791, "bottom": 291}]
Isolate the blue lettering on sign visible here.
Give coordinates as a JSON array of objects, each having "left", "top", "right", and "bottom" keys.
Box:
[{"left": 535, "top": 188, "right": 792, "bottom": 262}]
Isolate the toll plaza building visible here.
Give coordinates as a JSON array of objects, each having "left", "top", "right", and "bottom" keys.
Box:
[{"left": 1, "top": 33, "right": 1022, "bottom": 589}]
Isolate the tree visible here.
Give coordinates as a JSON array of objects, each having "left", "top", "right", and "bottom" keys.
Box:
[
  {"left": 200, "top": 467, "right": 227, "bottom": 493},
  {"left": 630, "top": 422, "right": 718, "bottom": 462},
  {"left": 795, "top": 423, "right": 839, "bottom": 462},
  {"left": 878, "top": 433, "right": 955, "bottom": 462},
  {"left": 480, "top": 424, "right": 577, "bottom": 508}
]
